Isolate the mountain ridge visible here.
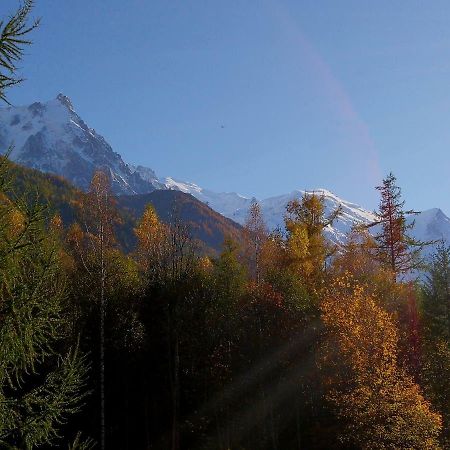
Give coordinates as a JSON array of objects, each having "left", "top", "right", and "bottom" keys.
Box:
[{"left": 1, "top": 95, "right": 449, "bottom": 249}]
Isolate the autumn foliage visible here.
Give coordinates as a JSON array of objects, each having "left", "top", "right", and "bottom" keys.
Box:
[
  {"left": 1, "top": 161, "right": 449, "bottom": 449},
  {"left": 322, "top": 275, "right": 442, "bottom": 449}
]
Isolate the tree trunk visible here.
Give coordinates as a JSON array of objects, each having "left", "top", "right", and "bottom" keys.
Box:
[{"left": 100, "top": 235, "right": 106, "bottom": 450}]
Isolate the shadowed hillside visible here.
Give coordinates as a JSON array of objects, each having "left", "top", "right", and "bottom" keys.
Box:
[
  {"left": 118, "top": 190, "right": 243, "bottom": 254},
  {"left": 4, "top": 160, "right": 242, "bottom": 254}
]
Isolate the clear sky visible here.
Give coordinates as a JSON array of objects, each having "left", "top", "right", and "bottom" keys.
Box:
[{"left": 4, "top": 0, "right": 450, "bottom": 212}]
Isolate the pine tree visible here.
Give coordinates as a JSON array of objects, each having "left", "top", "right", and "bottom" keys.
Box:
[
  {"left": 421, "top": 244, "right": 450, "bottom": 444},
  {"left": 423, "top": 243, "right": 450, "bottom": 341},
  {"left": 370, "top": 172, "right": 425, "bottom": 281}
]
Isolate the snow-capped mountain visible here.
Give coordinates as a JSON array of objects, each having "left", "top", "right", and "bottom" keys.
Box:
[
  {"left": 160, "top": 181, "right": 379, "bottom": 243},
  {"left": 1, "top": 95, "right": 450, "bottom": 250},
  {"left": 0, "top": 94, "right": 164, "bottom": 194},
  {"left": 167, "top": 181, "right": 450, "bottom": 248}
]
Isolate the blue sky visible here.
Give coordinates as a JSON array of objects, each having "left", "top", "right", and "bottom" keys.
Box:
[{"left": 4, "top": 0, "right": 450, "bottom": 212}]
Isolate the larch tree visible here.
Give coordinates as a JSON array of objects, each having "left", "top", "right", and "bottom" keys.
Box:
[
  {"left": 73, "top": 170, "right": 119, "bottom": 450},
  {"left": 321, "top": 275, "right": 442, "bottom": 449},
  {"left": 370, "top": 172, "right": 425, "bottom": 281},
  {"left": 0, "top": 3, "right": 90, "bottom": 448},
  {"left": 0, "top": 0, "right": 39, "bottom": 103},
  {"left": 242, "top": 199, "right": 267, "bottom": 283},
  {"left": 134, "top": 203, "right": 168, "bottom": 282},
  {"left": 284, "top": 192, "right": 341, "bottom": 284},
  {"left": 0, "top": 156, "right": 89, "bottom": 449}
]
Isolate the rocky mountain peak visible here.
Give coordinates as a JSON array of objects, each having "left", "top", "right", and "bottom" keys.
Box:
[{"left": 56, "top": 93, "right": 74, "bottom": 111}]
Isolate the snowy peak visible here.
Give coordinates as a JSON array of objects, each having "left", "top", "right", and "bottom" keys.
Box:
[
  {"left": 161, "top": 181, "right": 377, "bottom": 243},
  {"left": 0, "top": 96, "right": 161, "bottom": 195},
  {"left": 163, "top": 177, "right": 203, "bottom": 195},
  {"left": 408, "top": 208, "right": 450, "bottom": 244},
  {"left": 161, "top": 180, "right": 450, "bottom": 248},
  {"left": 56, "top": 93, "right": 74, "bottom": 111},
  {"left": 128, "top": 164, "right": 164, "bottom": 190}
]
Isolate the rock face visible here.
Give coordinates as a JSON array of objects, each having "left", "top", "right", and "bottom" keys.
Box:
[
  {"left": 1, "top": 95, "right": 450, "bottom": 250},
  {"left": 0, "top": 94, "right": 163, "bottom": 194}
]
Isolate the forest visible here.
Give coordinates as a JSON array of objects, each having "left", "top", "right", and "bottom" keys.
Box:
[
  {"left": 1, "top": 2, "right": 450, "bottom": 450},
  {"left": 2, "top": 155, "right": 450, "bottom": 450}
]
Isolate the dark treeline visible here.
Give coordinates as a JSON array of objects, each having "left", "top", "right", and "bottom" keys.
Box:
[{"left": 1, "top": 159, "right": 449, "bottom": 449}]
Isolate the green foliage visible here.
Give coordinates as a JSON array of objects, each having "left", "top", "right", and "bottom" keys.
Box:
[
  {"left": 421, "top": 243, "right": 450, "bottom": 444},
  {"left": 0, "top": 0, "right": 39, "bottom": 103},
  {"left": 0, "top": 157, "right": 89, "bottom": 449},
  {"left": 423, "top": 243, "right": 450, "bottom": 340},
  {"left": 68, "top": 432, "right": 96, "bottom": 450},
  {"left": 213, "top": 238, "right": 247, "bottom": 302}
]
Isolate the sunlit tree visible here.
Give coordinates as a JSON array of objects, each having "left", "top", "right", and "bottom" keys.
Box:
[
  {"left": 321, "top": 275, "right": 442, "bottom": 449},
  {"left": 369, "top": 173, "right": 425, "bottom": 281},
  {"left": 284, "top": 192, "right": 341, "bottom": 284}
]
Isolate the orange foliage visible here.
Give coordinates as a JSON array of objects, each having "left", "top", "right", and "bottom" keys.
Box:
[
  {"left": 134, "top": 204, "right": 168, "bottom": 275},
  {"left": 321, "top": 274, "right": 442, "bottom": 449},
  {"left": 246, "top": 280, "right": 284, "bottom": 309}
]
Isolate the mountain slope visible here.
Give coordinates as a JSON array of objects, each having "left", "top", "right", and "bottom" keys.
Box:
[
  {"left": 0, "top": 95, "right": 163, "bottom": 195},
  {"left": 118, "top": 190, "right": 242, "bottom": 253},
  {"left": 3, "top": 161, "right": 241, "bottom": 254}
]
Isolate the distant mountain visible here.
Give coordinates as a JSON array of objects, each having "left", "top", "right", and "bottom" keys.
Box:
[
  {"left": 162, "top": 180, "right": 376, "bottom": 242},
  {"left": 165, "top": 181, "right": 450, "bottom": 250},
  {"left": 0, "top": 94, "right": 164, "bottom": 195},
  {"left": 1, "top": 95, "right": 450, "bottom": 253}
]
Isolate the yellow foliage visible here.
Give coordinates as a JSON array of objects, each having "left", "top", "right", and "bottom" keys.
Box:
[
  {"left": 134, "top": 205, "right": 161, "bottom": 246},
  {"left": 49, "top": 213, "right": 63, "bottom": 233},
  {"left": 6, "top": 207, "right": 25, "bottom": 240},
  {"left": 198, "top": 255, "right": 213, "bottom": 272},
  {"left": 134, "top": 204, "right": 167, "bottom": 273},
  {"left": 321, "top": 274, "right": 442, "bottom": 449},
  {"left": 284, "top": 192, "right": 339, "bottom": 285}
]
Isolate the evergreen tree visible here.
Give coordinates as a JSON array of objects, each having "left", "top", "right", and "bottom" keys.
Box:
[
  {"left": 423, "top": 243, "right": 450, "bottom": 341},
  {"left": 421, "top": 243, "right": 450, "bottom": 444},
  {"left": 213, "top": 238, "right": 247, "bottom": 302}
]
